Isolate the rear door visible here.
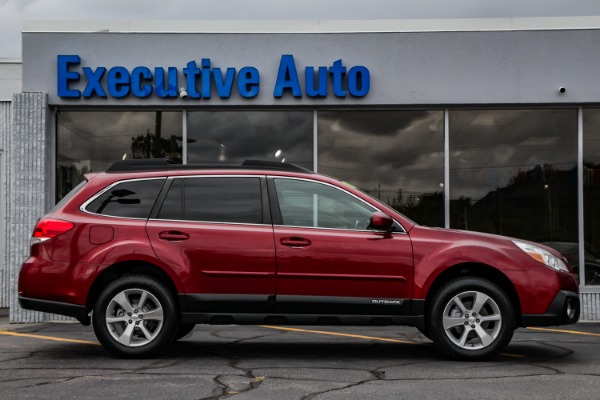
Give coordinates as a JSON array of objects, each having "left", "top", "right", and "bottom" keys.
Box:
[
  {"left": 270, "top": 177, "right": 414, "bottom": 315},
  {"left": 146, "top": 175, "right": 276, "bottom": 312}
]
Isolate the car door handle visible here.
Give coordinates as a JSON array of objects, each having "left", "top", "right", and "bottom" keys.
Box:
[
  {"left": 158, "top": 231, "right": 190, "bottom": 241},
  {"left": 280, "top": 237, "right": 311, "bottom": 247}
]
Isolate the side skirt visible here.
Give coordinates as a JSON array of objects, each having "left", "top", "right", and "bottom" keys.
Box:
[{"left": 180, "top": 312, "right": 424, "bottom": 327}]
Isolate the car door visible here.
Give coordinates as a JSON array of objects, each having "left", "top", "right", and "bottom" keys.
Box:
[
  {"left": 146, "top": 175, "right": 276, "bottom": 313},
  {"left": 270, "top": 177, "right": 414, "bottom": 315}
]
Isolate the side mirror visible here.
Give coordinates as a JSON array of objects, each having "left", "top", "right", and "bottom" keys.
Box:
[{"left": 370, "top": 211, "right": 393, "bottom": 231}]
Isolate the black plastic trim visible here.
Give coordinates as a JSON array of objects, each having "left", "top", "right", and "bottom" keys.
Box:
[
  {"left": 266, "top": 177, "right": 283, "bottom": 226},
  {"left": 180, "top": 312, "right": 424, "bottom": 327},
  {"left": 521, "top": 290, "right": 580, "bottom": 327},
  {"left": 180, "top": 294, "right": 423, "bottom": 318},
  {"left": 275, "top": 295, "right": 412, "bottom": 315},
  {"left": 149, "top": 177, "right": 174, "bottom": 219},
  {"left": 181, "top": 294, "right": 272, "bottom": 313},
  {"left": 18, "top": 296, "right": 90, "bottom": 325}
]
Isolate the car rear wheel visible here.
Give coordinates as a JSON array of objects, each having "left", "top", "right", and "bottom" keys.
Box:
[
  {"left": 92, "top": 275, "right": 179, "bottom": 358},
  {"left": 428, "top": 277, "right": 515, "bottom": 360}
]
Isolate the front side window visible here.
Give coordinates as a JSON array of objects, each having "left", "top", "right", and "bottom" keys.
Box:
[
  {"left": 85, "top": 179, "right": 165, "bottom": 219},
  {"left": 158, "top": 177, "right": 263, "bottom": 224},
  {"left": 274, "top": 178, "right": 375, "bottom": 230}
]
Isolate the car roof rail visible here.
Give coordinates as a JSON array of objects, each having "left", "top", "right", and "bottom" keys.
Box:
[{"left": 106, "top": 158, "right": 314, "bottom": 174}]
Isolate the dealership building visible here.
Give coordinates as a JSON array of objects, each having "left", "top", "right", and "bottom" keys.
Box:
[{"left": 2, "top": 18, "right": 600, "bottom": 322}]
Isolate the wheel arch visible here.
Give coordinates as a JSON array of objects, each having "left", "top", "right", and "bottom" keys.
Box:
[
  {"left": 86, "top": 261, "right": 181, "bottom": 315},
  {"left": 423, "top": 263, "right": 522, "bottom": 329}
]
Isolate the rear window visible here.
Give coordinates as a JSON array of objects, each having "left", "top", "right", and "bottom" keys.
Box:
[{"left": 84, "top": 178, "right": 165, "bottom": 219}]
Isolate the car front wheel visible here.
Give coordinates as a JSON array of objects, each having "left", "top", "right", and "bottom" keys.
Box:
[
  {"left": 92, "top": 275, "right": 179, "bottom": 358},
  {"left": 428, "top": 277, "right": 515, "bottom": 360}
]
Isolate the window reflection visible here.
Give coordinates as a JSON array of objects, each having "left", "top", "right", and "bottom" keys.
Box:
[
  {"left": 449, "top": 109, "right": 578, "bottom": 252},
  {"left": 317, "top": 110, "right": 444, "bottom": 227},
  {"left": 187, "top": 111, "right": 313, "bottom": 170},
  {"left": 57, "top": 111, "right": 182, "bottom": 200},
  {"left": 583, "top": 109, "right": 600, "bottom": 285}
]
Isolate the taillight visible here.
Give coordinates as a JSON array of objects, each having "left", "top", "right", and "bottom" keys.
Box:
[{"left": 31, "top": 218, "right": 75, "bottom": 244}]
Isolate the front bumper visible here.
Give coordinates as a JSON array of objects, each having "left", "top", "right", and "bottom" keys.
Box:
[
  {"left": 521, "top": 290, "right": 580, "bottom": 327},
  {"left": 18, "top": 296, "right": 90, "bottom": 325}
]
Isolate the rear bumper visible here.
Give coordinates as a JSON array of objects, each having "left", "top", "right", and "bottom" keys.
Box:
[
  {"left": 18, "top": 296, "right": 90, "bottom": 325},
  {"left": 521, "top": 290, "right": 580, "bottom": 327}
]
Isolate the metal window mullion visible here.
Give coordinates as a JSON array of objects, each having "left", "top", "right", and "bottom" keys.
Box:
[
  {"left": 313, "top": 110, "right": 318, "bottom": 173},
  {"left": 182, "top": 110, "right": 188, "bottom": 165},
  {"left": 578, "top": 107, "right": 585, "bottom": 287},
  {"left": 444, "top": 109, "right": 450, "bottom": 229}
]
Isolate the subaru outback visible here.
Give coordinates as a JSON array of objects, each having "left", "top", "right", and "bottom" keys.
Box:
[{"left": 19, "top": 159, "right": 580, "bottom": 360}]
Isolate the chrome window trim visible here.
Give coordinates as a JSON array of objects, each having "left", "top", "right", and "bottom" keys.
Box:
[
  {"left": 79, "top": 177, "right": 167, "bottom": 218},
  {"left": 148, "top": 218, "right": 270, "bottom": 227},
  {"left": 271, "top": 176, "right": 407, "bottom": 234}
]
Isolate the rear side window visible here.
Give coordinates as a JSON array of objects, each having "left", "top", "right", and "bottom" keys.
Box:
[
  {"left": 157, "top": 177, "right": 262, "bottom": 224},
  {"left": 85, "top": 178, "right": 165, "bottom": 219}
]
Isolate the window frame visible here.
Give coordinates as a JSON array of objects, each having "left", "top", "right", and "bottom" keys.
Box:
[
  {"left": 150, "top": 175, "right": 271, "bottom": 226},
  {"left": 268, "top": 176, "right": 406, "bottom": 233},
  {"left": 80, "top": 177, "right": 166, "bottom": 220}
]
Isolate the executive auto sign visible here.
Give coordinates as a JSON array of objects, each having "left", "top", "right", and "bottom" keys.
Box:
[{"left": 57, "top": 54, "right": 370, "bottom": 100}]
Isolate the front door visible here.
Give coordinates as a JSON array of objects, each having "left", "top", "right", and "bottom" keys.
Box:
[{"left": 270, "top": 177, "right": 414, "bottom": 315}]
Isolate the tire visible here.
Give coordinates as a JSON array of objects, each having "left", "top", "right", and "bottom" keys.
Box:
[
  {"left": 175, "top": 323, "right": 196, "bottom": 341},
  {"left": 428, "top": 277, "right": 515, "bottom": 361},
  {"left": 92, "top": 275, "right": 179, "bottom": 358}
]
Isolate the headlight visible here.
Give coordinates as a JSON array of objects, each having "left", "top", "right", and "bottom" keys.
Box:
[{"left": 513, "top": 241, "right": 569, "bottom": 272}]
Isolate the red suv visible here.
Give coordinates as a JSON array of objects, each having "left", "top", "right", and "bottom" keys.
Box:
[{"left": 19, "top": 159, "right": 580, "bottom": 360}]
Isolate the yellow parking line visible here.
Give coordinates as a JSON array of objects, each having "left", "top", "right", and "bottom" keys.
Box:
[
  {"left": 526, "top": 327, "right": 600, "bottom": 337},
  {"left": 260, "top": 325, "right": 525, "bottom": 358},
  {"left": 260, "top": 325, "right": 421, "bottom": 345},
  {"left": 0, "top": 329, "right": 100, "bottom": 346}
]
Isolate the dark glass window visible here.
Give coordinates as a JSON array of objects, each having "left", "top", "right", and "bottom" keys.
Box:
[
  {"left": 57, "top": 111, "right": 182, "bottom": 201},
  {"left": 274, "top": 178, "right": 375, "bottom": 229},
  {"left": 449, "top": 110, "right": 578, "bottom": 247},
  {"left": 583, "top": 109, "right": 600, "bottom": 285},
  {"left": 86, "top": 179, "right": 165, "bottom": 219},
  {"left": 157, "top": 179, "right": 183, "bottom": 220},
  {"left": 183, "top": 177, "right": 262, "bottom": 224},
  {"left": 317, "top": 110, "right": 444, "bottom": 227},
  {"left": 187, "top": 111, "right": 313, "bottom": 170}
]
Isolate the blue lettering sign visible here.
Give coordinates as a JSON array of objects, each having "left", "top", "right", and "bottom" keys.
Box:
[
  {"left": 131, "top": 67, "right": 153, "bottom": 98},
  {"left": 274, "top": 54, "right": 302, "bottom": 98},
  {"left": 274, "top": 55, "right": 370, "bottom": 98},
  {"left": 56, "top": 55, "right": 370, "bottom": 100},
  {"left": 82, "top": 67, "right": 107, "bottom": 98},
  {"left": 238, "top": 67, "right": 260, "bottom": 98},
  {"left": 57, "top": 55, "right": 82, "bottom": 98},
  {"left": 107, "top": 67, "right": 130, "bottom": 98},
  {"left": 213, "top": 67, "right": 236, "bottom": 99},
  {"left": 348, "top": 66, "right": 370, "bottom": 97}
]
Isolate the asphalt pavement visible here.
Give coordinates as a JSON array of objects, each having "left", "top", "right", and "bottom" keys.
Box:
[{"left": 1, "top": 309, "right": 600, "bottom": 400}]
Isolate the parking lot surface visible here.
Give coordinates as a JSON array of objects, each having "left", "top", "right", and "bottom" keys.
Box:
[{"left": 1, "top": 314, "right": 600, "bottom": 400}]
